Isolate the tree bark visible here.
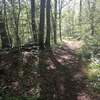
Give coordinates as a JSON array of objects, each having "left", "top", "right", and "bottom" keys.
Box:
[
  {"left": 59, "top": 0, "right": 62, "bottom": 41},
  {"left": 0, "top": 5, "right": 10, "bottom": 48},
  {"left": 54, "top": 0, "right": 57, "bottom": 44},
  {"left": 45, "top": 0, "right": 51, "bottom": 48},
  {"left": 90, "top": 0, "right": 96, "bottom": 35},
  {"left": 39, "top": 0, "right": 46, "bottom": 49},
  {"left": 11, "top": 0, "right": 21, "bottom": 47},
  {"left": 79, "top": 0, "right": 82, "bottom": 28},
  {"left": 30, "top": 0, "right": 37, "bottom": 42}
]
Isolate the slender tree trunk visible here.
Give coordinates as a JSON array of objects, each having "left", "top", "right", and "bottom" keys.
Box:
[
  {"left": 79, "top": 0, "right": 82, "bottom": 25},
  {"left": 88, "top": 0, "right": 96, "bottom": 35},
  {"left": 31, "top": 0, "right": 37, "bottom": 42},
  {"left": 54, "top": 0, "right": 57, "bottom": 44},
  {"left": 78, "top": 0, "right": 82, "bottom": 39},
  {"left": 11, "top": 0, "right": 21, "bottom": 47},
  {"left": 0, "top": 4, "right": 10, "bottom": 48},
  {"left": 3, "top": 0, "right": 12, "bottom": 48},
  {"left": 45, "top": 0, "right": 51, "bottom": 48},
  {"left": 90, "top": 0, "right": 96, "bottom": 35},
  {"left": 39, "top": 0, "right": 46, "bottom": 49},
  {"left": 3, "top": 0, "right": 12, "bottom": 47},
  {"left": 59, "top": 0, "right": 62, "bottom": 41}
]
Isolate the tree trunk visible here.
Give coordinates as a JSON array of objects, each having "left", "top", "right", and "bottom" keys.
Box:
[
  {"left": 54, "top": 0, "right": 57, "bottom": 44},
  {"left": 90, "top": 0, "right": 96, "bottom": 35},
  {"left": 11, "top": 0, "right": 21, "bottom": 47},
  {"left": 31, "top": 0, "right": 37, "bottom": 42},
  {"left": 45, "top": 0, "right": 51, "bottom": 48},
  {"left": 59, "top": 0, "right": 62, "bottom": 41},
  {"left": 0, "top": 10, "right": 10, "bottom": 48},
  {"left": 79, "top": 0, "right": 82, "bottom": 24},
  {"left": 39, "top": 0, "right": 46, "bottom": 49}
]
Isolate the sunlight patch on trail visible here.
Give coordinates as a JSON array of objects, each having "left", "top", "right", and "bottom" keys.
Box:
[{"left": 63, "top": 39, "right": 84, "bottom": 50}]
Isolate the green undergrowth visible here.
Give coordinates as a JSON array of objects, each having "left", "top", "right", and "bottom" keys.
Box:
[
  {"left": 87, "top": 60, "right": 100, "bottom": 93},
  {"left": 76, "top": 43, "right": 100, "bottom": 94}
]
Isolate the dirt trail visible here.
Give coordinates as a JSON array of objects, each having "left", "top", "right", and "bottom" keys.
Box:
[
  {"left": 39, "top": 41, "right": 94, "bottom": 100},
  {"left": 55, "top": 43, "right": 91, "bottom": 100}
]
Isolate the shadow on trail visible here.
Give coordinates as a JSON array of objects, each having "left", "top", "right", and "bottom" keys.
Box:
[{"left": 39, "top": 45, "right": 91, "bottom": 100}]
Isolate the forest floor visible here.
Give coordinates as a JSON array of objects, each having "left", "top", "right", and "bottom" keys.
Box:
[
  {"left": 0, "top": 40, "right": 100, "bottom": 100},
  {"left": 39, "top": 40, "right": 99, "bottom": 100}
]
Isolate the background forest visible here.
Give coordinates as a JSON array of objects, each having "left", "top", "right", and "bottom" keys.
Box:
[{"left": 0, "top": 0, "right": 100, "bottom": 100}]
